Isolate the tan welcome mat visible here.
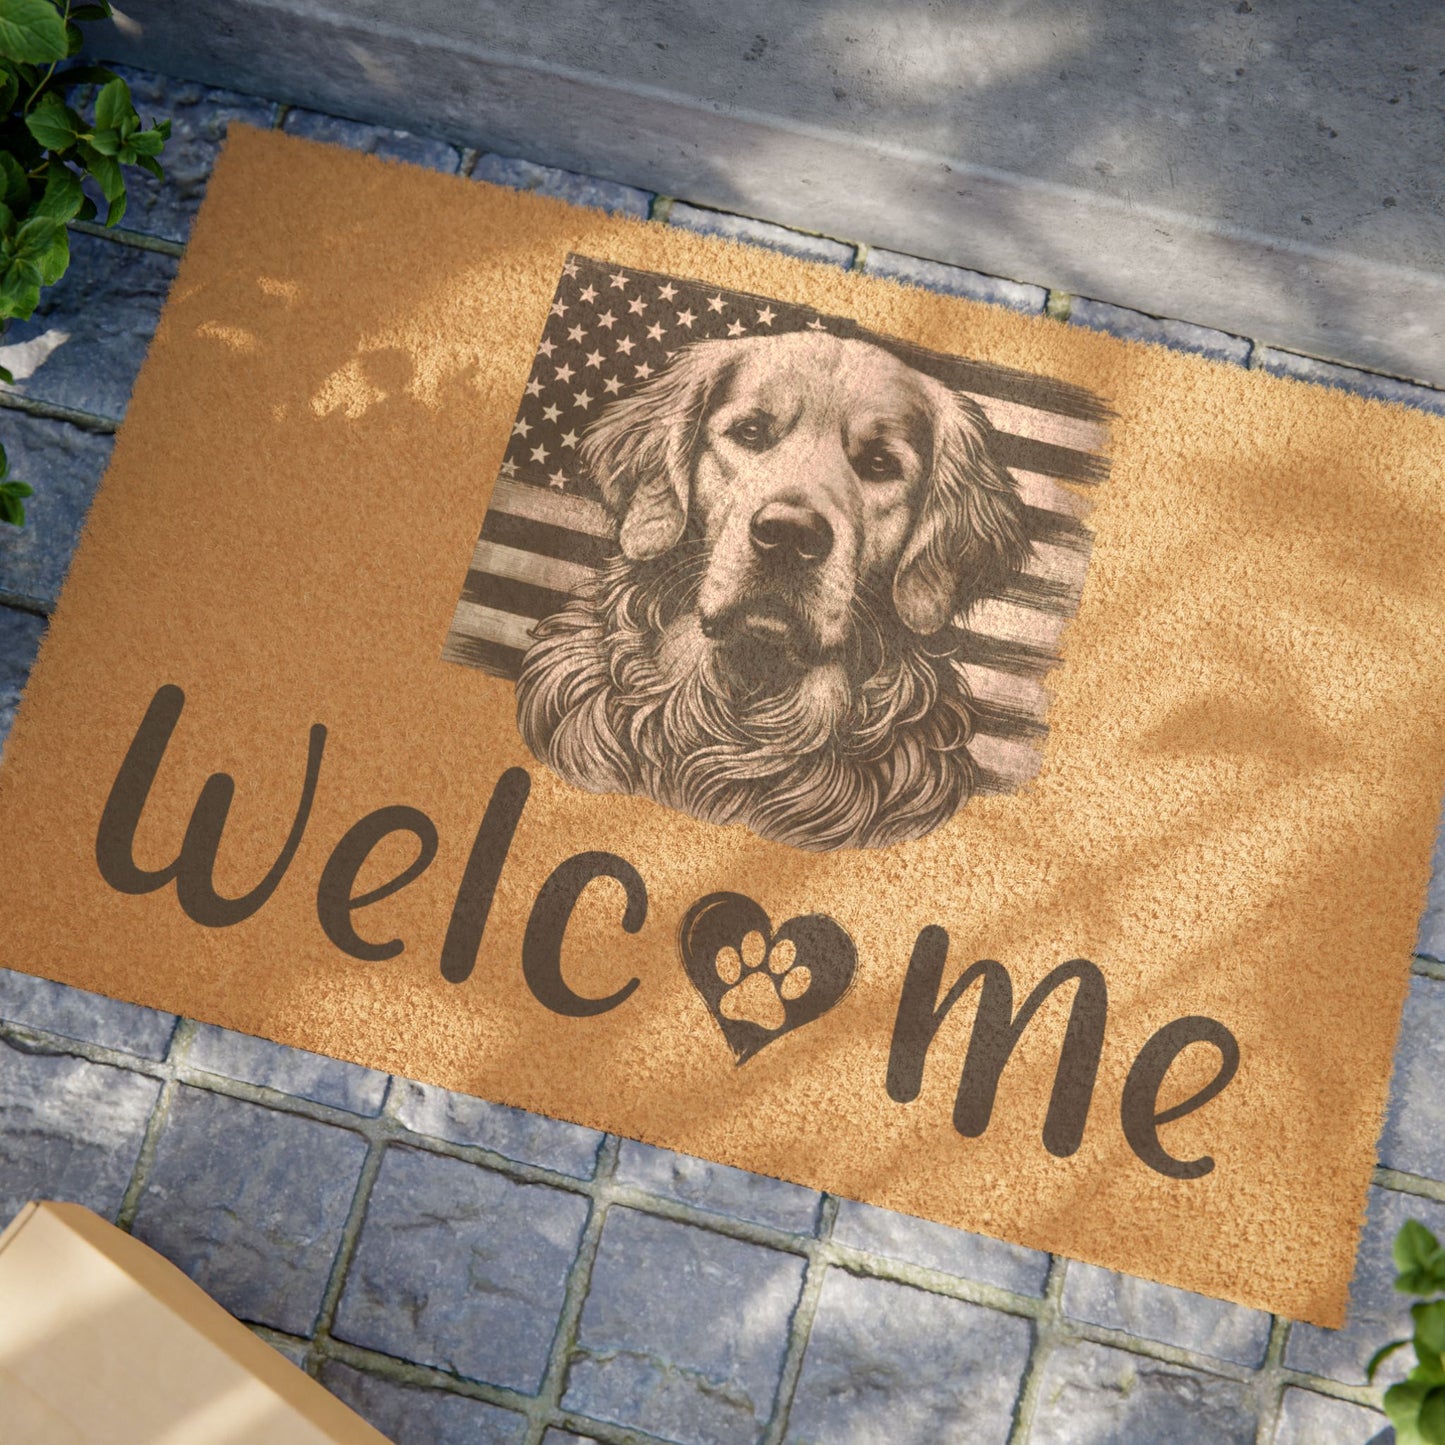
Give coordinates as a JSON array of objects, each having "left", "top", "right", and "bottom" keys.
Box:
[{"left": 3, "top": 126, "right": 1443, "bottom": 1327}]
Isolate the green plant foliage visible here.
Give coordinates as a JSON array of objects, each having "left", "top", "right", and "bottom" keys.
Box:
[
  {"left": 1367, "top": 1220, "right": 1445, "bottom": 1444},
  {"left": 1, "top": 0, "right": 171, "bottom": 523},
  {"left": 0, "top": 440, "right": 31, "bottom": 524}
]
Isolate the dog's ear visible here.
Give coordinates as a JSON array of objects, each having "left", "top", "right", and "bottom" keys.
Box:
[
  {"left": 893, "top": 389, "right": 1032, "bottom": 635},
  {"left": 580, "top": 346, "right": 724, "bottom": 560}
]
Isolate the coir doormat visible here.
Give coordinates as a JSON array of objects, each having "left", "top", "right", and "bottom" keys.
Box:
[{"left": 3, "top": 127, "right": 1444, "bottom": 1327}]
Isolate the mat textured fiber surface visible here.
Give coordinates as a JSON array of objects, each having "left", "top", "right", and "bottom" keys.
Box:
[{"left": 3, "top": 127, "right": 1443, "bottom": 1327}]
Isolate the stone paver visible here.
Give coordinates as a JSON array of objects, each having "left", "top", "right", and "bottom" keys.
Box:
[
  {"left": 319, "top": 1361, "right": 527, "bottom": 1444},
  {"left": 188, "top": 1023, "right": 389, "bottom": 1115},
  {"left": 335, "top": 1144, "right": 589, "bottom": 1392},
  {"left": 282, "top": 108, "right": 461, "bottom": 172},
  {"left": 0, "top": 231, "right": 178, "bottom": 421},
  {"left": 1415, "top": 812, "right": 1445, "bottom": 961},
  {"left": 1272, "top": 1387, "right": 1391, "bottom": 1445},
  {"left": 564, "top": 1207, "right": 804, "bottom": 1445},
  {"left": 129, "top": 1085, "right": 368, "bottom": 1334},
  {"left": 861, "top": 247, "right": 1047, "bottom": 313},
  {"left": 0, "top": 1036, "right": 161, "bottom": 1224},
  {"left": 830, "top": 1196, "right": 1050, "bottom": 1297},
  {"left": 472, "top": 152, "right": 652, "bottom": 217},
  {"left": 1256, "top": 347, "right": 1445, "bottom": 416},
  {"left": 787, "top": 1270, "right": 1032, "bottom": 1445},
  {"left": 614, "top": 1140, "right": 819, "bottom": 1233},
  {"left": 1028, "top": 1340, "right": 1258, "bottom": 1444},
  {"left": 79, "top": 66, "right": 278, "bottom": 242},
  {"left": 0, "top": 968, "right": 176, "bottom": 1060},
  {"left": 1069, "top": 296, "right": 1252, "bottom": 365},
  {"left": 0, "top": 413, "right": 112, "bottom": 611},
  {"left": 1378, "top": 975, "right": 1445, "bottom": 1181},
  {"left": 667, "top": 202, "right": 854, "bottom": 266},
  {"left": 389, "top": 1078, "right": 601, "bottom": 1176},
  {"left": 1061, "top": 1260, "right": 1272, "bottom": 1367},
  {"left": 0, "top": 606, "right": 44, "bottom": 752},
  {"left": 1285, "top": 1184, "right": 1445, "bottom": 1387}
]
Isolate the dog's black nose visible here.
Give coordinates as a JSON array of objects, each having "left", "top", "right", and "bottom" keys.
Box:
[{"left": 749, "top": 502, "right": 834, "bottom": 563}]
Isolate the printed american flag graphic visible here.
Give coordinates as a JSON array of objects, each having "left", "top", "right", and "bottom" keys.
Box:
[{"left": 442, "top": 253, "right": 1110, "bottom": 792}]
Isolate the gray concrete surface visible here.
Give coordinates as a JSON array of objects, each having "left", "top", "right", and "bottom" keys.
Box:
[{"left": 93, "top": 1, "right": 1445, "bottom": 384}]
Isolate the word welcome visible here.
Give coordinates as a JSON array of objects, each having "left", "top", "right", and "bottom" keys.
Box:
[{"left": 96, "top": 685, "right": 1240, "bottom": 1179}]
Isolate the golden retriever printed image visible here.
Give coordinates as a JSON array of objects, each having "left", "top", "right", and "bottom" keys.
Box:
[{"left": 443, "top": 256, "right": 1109, "bottom": 851}]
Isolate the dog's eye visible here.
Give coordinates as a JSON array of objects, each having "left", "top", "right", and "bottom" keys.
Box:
[
  {"left": 727, "top": 415, "right": 772, "bottom": 449},
  {"left": 857, "top": 446, "right": 903, "bottom": 482}
]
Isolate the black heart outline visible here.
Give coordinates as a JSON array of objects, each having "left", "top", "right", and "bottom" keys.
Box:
[{"left": 678, "top": 891, "right": 858, "bottom": 1064}]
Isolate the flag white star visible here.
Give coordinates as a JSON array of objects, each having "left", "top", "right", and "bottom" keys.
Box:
[
  {"left": 756, "top": 305, "right": 776, "bottom": 326},
  {"left": 511, "top": 417, "right": 532, "bottom": 437},
  {"left": 524, "top": 378, "right": 543, "bottom": 397},
  {"left": 675, "top": 308, "right": 696, "bottom": 328},
  {"left": 726, "top": 319, "right": 745, "bottom": 337},
  {"left": 562, "top": 259, "right": 579, "bottom": 277},
  {"left": 657, "top": 281, "right": 677, "bottom": 301},
  {"left": 555, "top": 362, "right": 575, "bottom": 383},
  {"left": 548, "top": 469, "right": 568, "bottom": 490},
  {"left": 602, "top": 375, "right": 623, "bottom": 394},
  {"left": 616, "top": 336, "right": 635, "bottom": 355},
  {"left": 549, "top": 300, "right": 567, "bottom": 317},
  {"left": 542, "top": 403, "right": 562, "bottom": 422},
  {"left": 500, "top": 458, "right": 518, "bottom": 477},
  {"left": 635, "top": 361, "right": 653, "bottom": 379},
  {"left": 706, "top": 293, "right": 725, "bottom": 313},
  {"left": 627, "top": 296, "right": 647, "bottom": 315},
  {"left": 537, "top": 338, "right": 556, "bottom": 357},
  {"left": 806, "top": 317, "right": 827, "bottom": 331},
  {"left": 609, "top": 270, "right": 629, "bottom": 289},
  {"left": 573, "top": 389, "right": 593, "bottom": 409},
  {"left": 567, "top": 324, "right": 586, "bottom": 343},
  {"left": 579, "top": 284, "right": 597, "bottom": 303},
  {"left": 596, "top": 310, "right": 616, "bottom": 329},
  {"left": 584, "top": 349, "right": 605, "bottom": 368},
  {"left": 530, "top": 443, "right": 550, "bottom": 463},
  {"left": 560, "top": 429, "right": 580, "bottom": 448},
  {"left": 646, "top": 322, "right": 665, "bottom": 341}
]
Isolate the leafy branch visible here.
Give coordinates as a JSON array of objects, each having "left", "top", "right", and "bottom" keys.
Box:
[
  {"left": 1, "top": 0, "right": 170, "bottom": 525},
  {"left": 1368, "top": 1220, "right": 1445, "bottom": 1444}
]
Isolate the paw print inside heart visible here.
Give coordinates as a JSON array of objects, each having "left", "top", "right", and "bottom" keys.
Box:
[{"left": 714, "top": 930, "right": 812, "bottom": 1031}]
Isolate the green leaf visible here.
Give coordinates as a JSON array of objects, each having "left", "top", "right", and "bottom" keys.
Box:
[
  {"left": 25, "top": 91, "right": 80, "bottom": 151},
  {"left": 103, "top": 187, "right": 124, "bottom": 227},
  {"left": 1387, "top": 1379, "right": 1432, "bottom": 1437},
  {"left": 0, "top": 62, "right": 18, "bottom": 111},
  {"left": 14, "top": 213, "right": 60, "bottom": 261},
  {"left": 0, "top": 363, "right": 11, "bottom": 385},
  {"left": 75, "top": 191, "right": 96, "bottom": 221},
  {"left": 135, "top": 152, "right": 161, "bottom": 181},
  {"left": 34, "top": 219, "right": 65, "bottom": 283},
  {"left": 1418, "top": 1303, "right": 1445, "bottom": 1359},
  {"left": 93, "top": 76, "right": 130, "bottom": 131},
  {"left": 0, "top": 491, "right": 25, "bottom": 526},
  {"left": 33, "top": 162, "right": 81, "bottom": 221},
  {"left": 1422, "top": 1387, "right": 1445, "bottom": 1445},
  {"left": 128, "top": 126, "right": 165, "bottom": 156},
  {"left": 0, "top": 150, "right": 28, "bottom": 210},
  {"left": 87, "top": 126, "right": 120, "bottom": 156},
  {"left": 1397, "top": 1223, "right": 1442, "bottom": 1277},
  {"left": 0, "top": 441, "right": 8, "bottom": 473},
  {"left": 79, "top": 144, "right": 121, "bottom": 199},
  {"left": 0, "top": 480, "right": 33, "bottom": 499},
  {"left": 71, "top": 3, "right": 113, "bottom": 20},
  {"left": 1369, "top": 1337, "right": 1414, "bottom": 1383},
  {"left": 0, "top": 0, "right": 69, "bottom": 65},
  {"left": 0, "top": 199, "right": 14, "bottom": 237},
  {"left": 64, "top": 19, "right": 82, "bottom": 56}
]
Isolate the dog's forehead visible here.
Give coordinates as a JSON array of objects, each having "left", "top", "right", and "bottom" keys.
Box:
[{"left": 717, "top": 332, "right": 935, "bottom": 415}]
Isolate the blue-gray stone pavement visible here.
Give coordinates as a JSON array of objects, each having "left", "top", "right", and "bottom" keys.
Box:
[{"left": 2, "top": 63, "right": 1444, "bottom": 1445}]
